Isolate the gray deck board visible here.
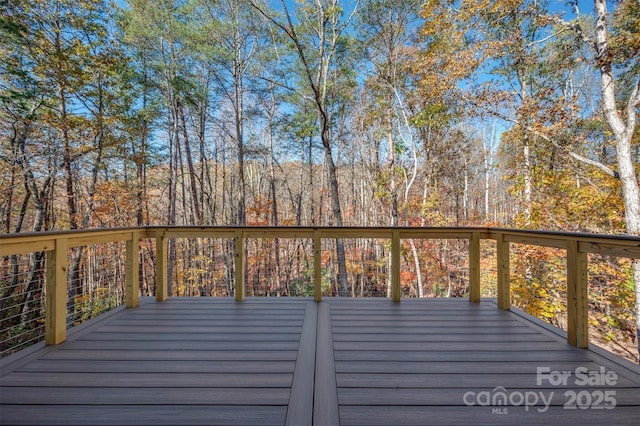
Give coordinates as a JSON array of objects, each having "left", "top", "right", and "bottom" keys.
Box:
[
  {"left": 335, "top": 372, "right": 640, "bottom": 388},
  {"left": 41, "top": 349, "right": 298, "bottom": 361},
  {"left": 334, "top": 360, "right": 605, "bottom": 374},
  {"left": 332, "top": 332, "right": 551, "bottom": 341},
  {"left": 0, "top": 405, "right": 287, "bottom": 425},
  {"left": 2, "top": 298, "right": 640, "bottom": 425},
  {"left": 18, "top": 360, "right": 296, "bottom": 373},
  {"left": 333, "top": 340, "right": 572, "bottom": 351},
  {"left": 339, "top": 406, "right": 640, "bottom": 426},
  {"left": 58, "top": 340, "right": 301, "bottom": 351},
  {"left": 79, "top": 332, "right": 301, "bottom": 340},
  {"left": 332, "top": 324, "right": 537, "bottom": 331},
  {"left": 337, "top": 387, "right": 640, "bottom": 406},
  {"left": 1, "top": 387, "right": 291, "bottom": 405},
  {"left": 334, "top": 349, "right": 593, "bottom": 362}
]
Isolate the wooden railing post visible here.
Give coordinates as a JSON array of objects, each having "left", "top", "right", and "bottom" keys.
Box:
[
  {"left": 46, "top": 238, "right": 68, "bottom": 345},
  {"left": 567, "top": 240, "right": 589, "bottom": 348},
  {"left": 235, "top": 230, "right": 245, "bottom": 302},
  {"left": 469, "top": 232, "right": 481, "bottom": 303},
  {"left": 314, "top": 230, "right": 322, "bottom": 302},
  {"left": 155, "top": 232, "right": 168, "bottom": 302},
  {"left": 497, "top": 234, "right": 511, "bottom": 310},
  {"left": 391, "top": 231, "right": 401, "bottom": 302},
  {"left": 126, "top": 231, "right": 140, "bottom": 308}
]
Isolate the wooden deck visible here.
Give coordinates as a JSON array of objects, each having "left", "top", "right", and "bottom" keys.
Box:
[{"left": 1, "top": 298, "right": 640, "bottom": 425}]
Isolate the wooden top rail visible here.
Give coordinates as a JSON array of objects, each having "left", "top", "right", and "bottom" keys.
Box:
[
  {"left": 3, "top": 225, "right": 640, "bottom": 257},
  {"left": 2, "top": 225, "right": 640, "bottom": 261},
  {"left": 0, "top": 227, "right": 146, "bottom": 257}
]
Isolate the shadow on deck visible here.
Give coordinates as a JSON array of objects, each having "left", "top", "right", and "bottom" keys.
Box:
[{"left": 1, "top": 298, "right": 640, "bottom": 425}]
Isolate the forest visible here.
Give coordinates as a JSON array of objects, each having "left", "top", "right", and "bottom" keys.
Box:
[{"left": 1, "top": 0, "right": 639, "bottom": 360}]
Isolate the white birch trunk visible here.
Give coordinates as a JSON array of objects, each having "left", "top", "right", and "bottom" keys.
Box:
[{"left": 594, "top": 0, "right": 640, "bottom": 362}]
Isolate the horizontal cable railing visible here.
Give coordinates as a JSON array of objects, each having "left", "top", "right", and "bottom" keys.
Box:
[
  {"left": 1, "top": 226, "right": 639, "bottom": 360},
  {"left": 0, "top": 252, "right": 46, "bottom": 357},
  {"left": 66, "top": 243, "right": 127, "bottom": 329}
]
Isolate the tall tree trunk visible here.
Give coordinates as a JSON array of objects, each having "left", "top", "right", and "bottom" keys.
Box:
[
  {"left": 307, "top": 134, "right": 313, "bottom": 225},
  {"left": 320, "top": 117, "right": 349, "bottom": 296},
  {"left": 235, "top": 100, "right": 246, "bottom": 226},
  {"left": 179, "top": 102, "right": 203, "bottom": 224},
  {"left": 267, "top": 88, "right": 282, "bottom": 296},
  {"left": 409, "top": 239, "right": 424, "bottom": 298},
  {"left": 386, "top": 117, "right": 397, "bottom": 297},
  {"left": 463, "top": 161, "right": 469, "bottom": 222},
  {"left": 12, "top": 121, "right": 51, "bottom": 328},
  {"left": 388, "top": 110, "right": 399, "bottom": 227},
  {"left": 233, "top": 19, "right": 247, "bottom": 226},
  {"left": 166, "top": 101, "right": 179, "bottom": 296},
  {"left": 483, "top": 121, "right": 496, "bottom": 222},
  {"left": 591, "top": 0, "right": 640, "bottom": 361},
  {"left": 135, "top": 56, "right": 150, "bottom": 227},
  {"left": 54, "top": 9, "right": 78, "bottom": 231},
  {"left": 253, "top": 0, "right": 353, "bottom": 296},
  {"left": 197, "top": 65, "right": 212, "bottom": 224},
  {"left": 523, "top": 131, "right": 532, "bottom": 226}
]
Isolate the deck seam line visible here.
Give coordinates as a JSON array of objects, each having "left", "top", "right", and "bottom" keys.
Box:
[
  {"left": 313, "top": 302, "right": 340, "bottom": 426},
  {"left": 284, "top": 301, "right": 317, "bottom": 426}
]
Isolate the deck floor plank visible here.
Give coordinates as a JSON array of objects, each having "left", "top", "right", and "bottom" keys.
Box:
[
  {"left": 58, "top": 340, "right": 302, "bottom": 351},
  {"left": 1, "top": 387, "right": 291, "bottom": 405},
  {"left": 18, "top": 360, "right": 296, "bottom": 374},
  {"left": 77, "top": 332, "right": 302, "bottom": 341},
  {"left": 0, "top": 405, "right": 287, "bottom": 426},
  {"left": 41, "top": 349, "right": 299, "bottom": 361},
  {"left": 337, "top": 387, "right": 640, "bottom": 406},
  {"left": 334, "top": 349, "right": 594, "bottom": 362},
  {"left": 339, "top": 406, "right": 640, "bottom": 426},
  {"left": 332, "top": 332, "right": 552, "bottom": 342},
  {"left": 334, "top": 360, "right": 605, "bottom": 374},
  {"left": 2, "top": 298, "right": 640, "bottom": 425},
  {"left": 335, "top": 372, "right": 640, "bottom": 388}
]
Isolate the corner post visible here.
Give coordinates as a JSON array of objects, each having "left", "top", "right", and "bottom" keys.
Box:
[
  {"left": 314, "top": 230, "right": 322, "bottom": 302},
  {"left": 126, "top": 231, "right": 140, "bottom": 308},
  {"left": 567, "top": 240, "right": 589, "bottom": 348},
  {"left": 155, "top": 232, "right": 168, "bottom": 302},
  {"left": 496, "top": 235, "right": 511, "bottom": 310},
  {"left": 235, "top": 230, "right": 245, "bottom": 302},
  {"left": 391, "top": 231, "right": 401, "bottom": 302},
  {"left": 46, "top": 238, "right": 68, "bottom": 345},
  {"left": 469, "top": 232, "right": 481, "bottom": 303}
]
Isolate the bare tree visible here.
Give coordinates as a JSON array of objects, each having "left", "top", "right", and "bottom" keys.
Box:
[
  {"left": 250, "top": 0, "right": 360, "bottom": 296},
  {"left": 558, "top": 0, "right": 640, "bottom": 360}
]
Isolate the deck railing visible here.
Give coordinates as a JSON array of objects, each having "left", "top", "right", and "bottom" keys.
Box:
[{"left": 2, "top": 226, "right": 640, "bottom": 356}]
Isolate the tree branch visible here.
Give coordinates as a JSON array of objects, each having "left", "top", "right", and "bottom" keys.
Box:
[
  {"left": 256, "top": 75, "right": 313, "bottom": 103},
  {"left": 553, "top": 16, "right": 597, "bottom": 53},
  {"left": 567, "top": 151, "right": 619, "bottom": 178},
  {"left": 631, "top": 77, "right": 640, "bottom": 109},
  {"left": 627, "top": 76, "right": 640, "bottom": 140},
  {"left": 526, "top": 27, "right": 569, "bottom": 49},
  {"left": 463, "top": 95, "right": 620, "bottom": 179}
]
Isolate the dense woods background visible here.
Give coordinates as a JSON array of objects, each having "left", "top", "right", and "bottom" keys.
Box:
[{"left": 1, "top": 0, "right": 639, "bottom": 360}]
